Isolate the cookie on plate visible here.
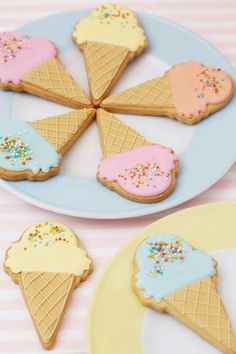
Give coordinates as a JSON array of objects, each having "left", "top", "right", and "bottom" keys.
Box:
[
  {"left": 96, "top": 109, "right": 179, "bottom": 203},
  {"left": 101, "top": 62, "right": 234, "bottom": 124},
  {"left": 4, "top": 221, "right": 93, "bottom": 349},
  {"left": 72, "top": 4, "right": 148, "bottom": 106},
  {"left": 133, "top": 233, "right": 236, "bottom": 354},
  {"left": 0, "top": 32, "right": 91, "bottom": 108},
  {"left": 0, "top": 108, "right": 95, "bottom": 181}
]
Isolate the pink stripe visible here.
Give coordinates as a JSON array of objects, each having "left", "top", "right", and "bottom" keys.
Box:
[
  {"left": 0, "top": 339, "right": 86, "bottom": 352},
  {"left": 0, "top": 1, "right": 236, "bottom": 12}
]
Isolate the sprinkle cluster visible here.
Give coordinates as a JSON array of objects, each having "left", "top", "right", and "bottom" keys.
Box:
[
  {"left": 195, "top": 67, "right": 224, "bottom": 99},
  {"left": 26, "top": 222, "right": 71, "bottom": 248},
  {"left": 0, "top": 135, "right": 32, "bottom": 166},
  {"left": 118, "top": 160, "right": 170, "bottom": 189},
  {"left": 92, "top": 4, "right": 134, "bottom": 27},
  {"left": 147, "top": 238, "right": 187, "bottom": 275},
  {"left": 0, "top": 32, "right": 30, "bottom": 64}
]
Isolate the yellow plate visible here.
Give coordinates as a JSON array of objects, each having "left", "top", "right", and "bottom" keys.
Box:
[{"left": 88, "top": 202, "right": 236, "bottom": 354}]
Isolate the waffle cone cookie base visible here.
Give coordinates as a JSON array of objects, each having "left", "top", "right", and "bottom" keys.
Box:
[
  {"left": 101, "top": 62, "right": 234, "bottom": 125},
  {"left": 134, "top": 270, "right": 236, "bottom": 354},
  {"left": 96, "top": 108, "right": 149, "bottom": 158},
  {"left": 96, "top": 109, "right": 179, "bottom": 203},
  {"left": 4, "top": 222, "right": 93, "bottom": 349},
  {"left": 29, "top": 108, "right": 95, "bottom": 155},
  {"left": 0, "top": 57, "right": 91, "bottom": 109},
  {"left": 78, "top": 42, "right": 131, "bottom": 106},
  {"left": 19, "top": 272, "right": 75, "bottom": 350},
  {"left": 0, "top": 108, "right": 95, "bottom": 181},
  {"left": 134, "top": 234, "right": 236, "bottom": 354}
]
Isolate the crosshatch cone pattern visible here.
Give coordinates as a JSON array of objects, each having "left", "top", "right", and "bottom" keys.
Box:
[
  {"left": 96, "top": 109, "right": 149, "bottom": 157},
  {"left": 19, "top": 272, "right": 74, "bottom": 348},
  {"left": 102, "top": 75, "right": 174, "bottom": 108},
  {"left": 82, "top": 41, "right": 129, "bottom": 101},
  {"left": 22, "top": 57, "right": 91, "bottom": 105},
  {"left": 29, "top": 108, "right": 95, "bottom": 153},
  {"left": 165, "top": 277, "right": 236, "bottom": 353}
]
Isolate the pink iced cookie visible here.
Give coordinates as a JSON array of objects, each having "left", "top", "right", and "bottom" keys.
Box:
[
  {"left": 0, "top": 31, "right": 91, "bottom": 108},
  {"left": 0, "top": 32, "right": 57, "bottom": 84},
  {"left": 98, "top": 145, "right": 178, "bottom": 198},
  {"left": 96, "top": 109, "right": 179, "bottom": 203}
]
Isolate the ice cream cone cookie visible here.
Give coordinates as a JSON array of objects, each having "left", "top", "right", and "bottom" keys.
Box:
[
  {"left": 0, "top": 108, "right": 95, "bottom": 181},
  {"left": 4, "top": 221, "right": 93, "bottom": 350},
  {"left": 101, "top": 61, "right": 234, "bottom": 124},
  {"left": 96, "top": 109, "right": 178, "bottom": 203},
  {"left": 133, "top": 234, "right": 236, "bottom": 354},
  {"left": 72, "top": 4, "right": 147, "bottom": 106},
  {"left": 0, "top": 32, "right": 91, "bottom": 108}
]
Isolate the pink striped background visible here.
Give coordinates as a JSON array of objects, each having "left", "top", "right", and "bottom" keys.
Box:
[{"left": 0, "top": 1, "right": 236, "bottom": 353}]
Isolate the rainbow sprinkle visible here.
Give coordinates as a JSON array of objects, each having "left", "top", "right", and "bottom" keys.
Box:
[
  {"left": 196, "top": 67, "right": 224, "bottom": 99},
  {"left": 118, "top": 160, "right": 170, "bottom": 189},
  {"left": 0, "top": 32, "right": 30, "bottom": 64},
  {"left": 27, "top": 222, "right": 71, "bottom": 248},
  {"left": 0, "top": 135, "right": 32, "bottom": 166},
  {"left": 147, "top": 238, "right": 188, "bottom": 275},
  {"left": 92, "top": 4, "right": 132, "bottom": 24}
]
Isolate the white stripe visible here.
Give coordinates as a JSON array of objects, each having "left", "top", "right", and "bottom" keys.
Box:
[
  {"left": 0, "top": 307, "right": 87, "bottom": 320},
  {"left": 204, "top": 189, "right": 236, "bottom": 198},
  {"left": 0, "top": 329, "right": 85, "bottom": 341},
  {"left": 205, "top": 34, "right": 236, "bottom": 42}
]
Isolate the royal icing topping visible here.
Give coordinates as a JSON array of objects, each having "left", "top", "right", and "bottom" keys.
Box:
[
  {"left": 135, "top": 234, "right": 215, "bottom": 302},
  {"left": 5, "top": 222, "right": 91, "bottom": 275},
  {"left": 0, "top": 120, "right": 59, "bottom": 173},
  {"left": 98, "top": 145, "right": 177, "bottom": 197},
  {"left": 0, "top": 32, "right": 57, "bottom": 84},
  {"left": 167, "top": 62, "right": 233, "bottom": 116},
  {"left": 73, "top": 4, "right": 146, "bottom": 51}
]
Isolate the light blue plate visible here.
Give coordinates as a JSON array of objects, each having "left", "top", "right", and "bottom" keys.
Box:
[{"left": 1, "top": 10, "right": 236, "bottom": 219}]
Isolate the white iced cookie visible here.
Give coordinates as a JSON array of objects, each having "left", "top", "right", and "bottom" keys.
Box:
[
  {"left": 5, "top": 221, "right": 91, "bottom": 275},
  {"left": 4, "top": 222, "right": 93, "bottom": 350},
  {"left": 73, "top": 4, "right": 147, "bottom": 52}
]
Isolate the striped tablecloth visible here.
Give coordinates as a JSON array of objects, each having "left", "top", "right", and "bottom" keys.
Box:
[{"left": 0, "top": 1, "right": 236, "bottom": 353}]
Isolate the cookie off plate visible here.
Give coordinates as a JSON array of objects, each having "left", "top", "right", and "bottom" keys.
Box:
[
  {"left": 0, "top": 10, "right": 236, "bottom": 219},
  {"left": 88, "top": 202, "right": 236, "bottom": 354}
]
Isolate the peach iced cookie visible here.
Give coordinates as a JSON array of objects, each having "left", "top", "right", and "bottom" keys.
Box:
[{"left": 101, "top": 62, "right": 234, "bottom": 124}]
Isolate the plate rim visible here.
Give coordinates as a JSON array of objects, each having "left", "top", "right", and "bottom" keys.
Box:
[{"left": 87, "top": 201, "right": 236, "bottom": 353}]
